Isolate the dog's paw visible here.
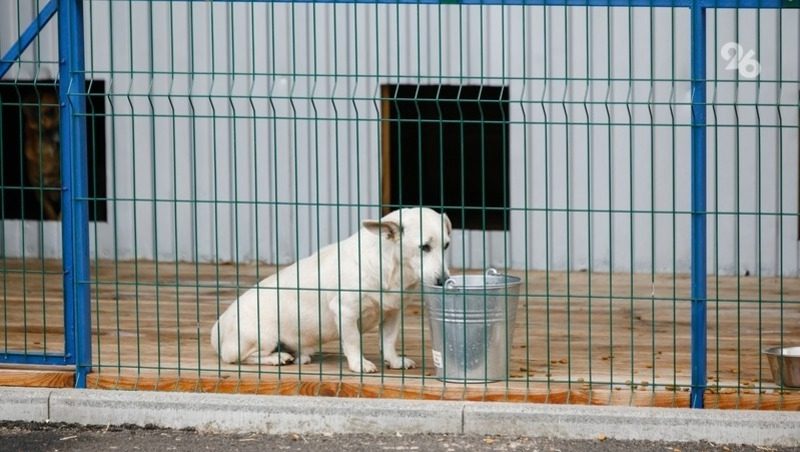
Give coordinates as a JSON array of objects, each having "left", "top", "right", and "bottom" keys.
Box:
[
  {"left": 274, "top": 352, "right": 295, "bottom": 365},
  {"left": 386, "top": 356, "right": 416, "bottom": 370},
  {"left": 349, "top": 358, "right": 378, "bottom": 373},
  {"left": 245, "top": 352, "right": 294, "bottom": 366}
]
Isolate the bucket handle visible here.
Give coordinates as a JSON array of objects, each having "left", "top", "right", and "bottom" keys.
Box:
[{"left": 443, "top": 268, "right": 500, "bottom": 289}]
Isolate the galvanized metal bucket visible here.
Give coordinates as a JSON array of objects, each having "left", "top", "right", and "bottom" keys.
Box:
[{"left": 423, "top": 268, "right": 522, "bottom": 382}]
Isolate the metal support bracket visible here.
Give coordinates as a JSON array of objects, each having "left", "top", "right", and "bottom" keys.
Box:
[{"left": 0, "top": 0, "right": 57, "bottom": 79}]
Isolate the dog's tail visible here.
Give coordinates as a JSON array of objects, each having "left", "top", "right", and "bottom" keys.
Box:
[{"left": 210, "top": 320, "right": 221, "bottom": 355}]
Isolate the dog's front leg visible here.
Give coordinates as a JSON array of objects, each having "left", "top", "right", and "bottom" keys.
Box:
[
  {"left": 330, "top": 296, "right": 377, "bottom": 373},
  {"left": 381, "top": 309, "right": 416, "bottom": 369}
]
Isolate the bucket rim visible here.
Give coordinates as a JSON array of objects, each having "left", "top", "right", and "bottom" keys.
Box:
[{"left": 424, "top": 268, "right": 522, "bottom": 291}]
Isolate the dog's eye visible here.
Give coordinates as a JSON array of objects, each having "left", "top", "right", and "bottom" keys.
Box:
[
  {"left": 444, "top": 242, "right": 450, "bottom": 250},
  {"left": 420, "top": 244, "right": 432, "bottom": 253}
]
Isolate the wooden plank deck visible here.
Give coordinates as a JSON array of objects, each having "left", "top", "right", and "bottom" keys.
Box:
[{"left": 2, "top": 258, "right": 799, "bottom": 410}]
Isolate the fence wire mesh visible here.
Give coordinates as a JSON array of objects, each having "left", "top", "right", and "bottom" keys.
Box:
[{"left": 1, "top": 0, "right": 798, "bottom": 408}]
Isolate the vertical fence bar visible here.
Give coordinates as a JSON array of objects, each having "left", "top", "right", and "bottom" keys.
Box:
[
  {"left": 690, "top": 2, "right": 707, "bottom": 409},
  {"left": 58, "top": 0, "right": 91, "bottom": 388}
]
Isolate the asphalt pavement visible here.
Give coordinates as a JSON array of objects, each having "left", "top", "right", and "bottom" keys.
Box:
[{"left": 1, "top": 421, "right": 797, "bottom": 452}]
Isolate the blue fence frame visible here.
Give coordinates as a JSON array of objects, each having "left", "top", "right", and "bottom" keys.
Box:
[
  {"left": 0, "top": 0, "right": 792, "bottom": 403},
  {"left": 0, "top": 0, "right": 90, "bottom": 386}
]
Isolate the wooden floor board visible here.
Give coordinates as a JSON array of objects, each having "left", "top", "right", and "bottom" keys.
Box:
[{"left": 2, "top": 258, "right": 799, "bottom": 409}]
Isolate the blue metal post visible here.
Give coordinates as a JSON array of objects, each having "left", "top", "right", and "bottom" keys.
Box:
[
  {"left": 58, "top": 0, "right": 91, "bottom": 388},
  {"left": 690, "top": 4, "right": 707, "bottom": 409}
]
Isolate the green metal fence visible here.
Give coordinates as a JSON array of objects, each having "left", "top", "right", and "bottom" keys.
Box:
[{"left": 0, "top": 0, "right": 798, "bottom": 409}]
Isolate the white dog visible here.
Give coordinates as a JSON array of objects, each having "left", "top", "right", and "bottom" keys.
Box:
[{"left": 211, "top": 207, "right": 452, "bottom": 373}]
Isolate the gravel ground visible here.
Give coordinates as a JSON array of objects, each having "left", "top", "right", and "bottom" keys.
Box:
[{"left": 0, "top": 421, "right": 796, "bottom": 452}]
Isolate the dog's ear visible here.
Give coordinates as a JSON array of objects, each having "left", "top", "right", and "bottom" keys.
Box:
[
  {"left": 363, "top": 219, "right": 402, "bottom": 242},
  {"left": 442, "top": 213, "right": 452, "bottom": 236}
]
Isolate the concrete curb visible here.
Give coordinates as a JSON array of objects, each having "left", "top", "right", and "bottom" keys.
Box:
[
  {"left": 0, "top": 387, "right": 50, "bottom": 422},
  {"left": 1, "top": 388, "right": 798, "bottom": 446},
  {"left": 48, "top": 389, "right": 463, "bottom": 434},
  {"left": 462, "top": 402, "right": 800, "bottom": 446}
]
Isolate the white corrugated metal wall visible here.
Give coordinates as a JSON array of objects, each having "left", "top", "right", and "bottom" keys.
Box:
[{"left": 1, "top": 1, "right": 798, "bottom": 276}]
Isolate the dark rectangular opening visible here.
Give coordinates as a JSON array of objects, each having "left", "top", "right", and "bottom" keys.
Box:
[
  {"left": 0, "top": 80, "right": 107, "bottom": 222},
  {"left": 382, "top": 84, "right": 510, "bottom": 230}
]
